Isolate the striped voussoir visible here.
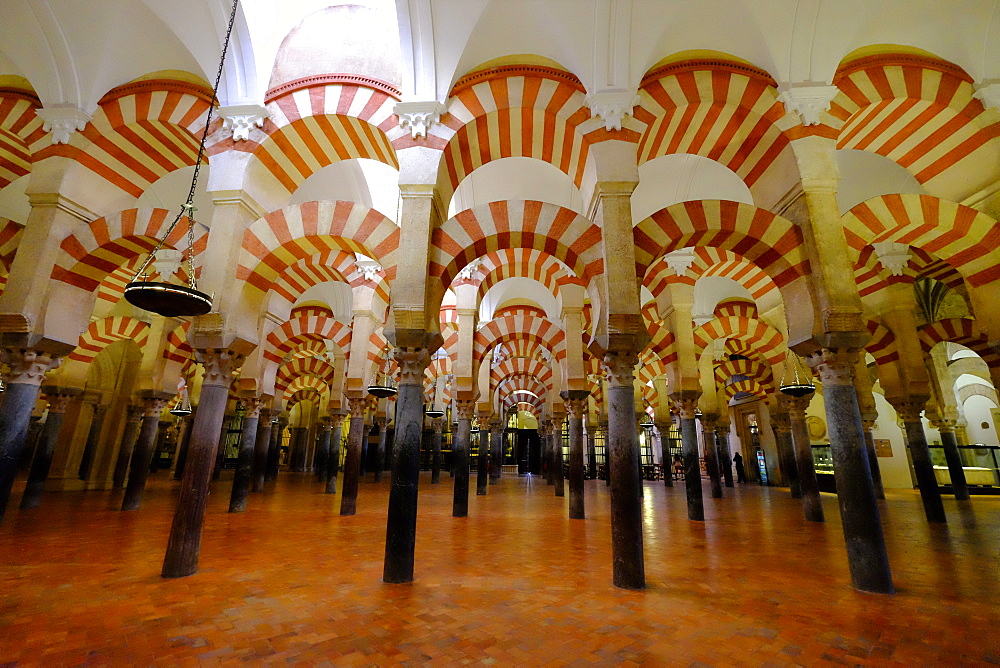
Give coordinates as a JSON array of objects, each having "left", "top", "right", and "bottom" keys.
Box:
[
  {"left": 461, "top": 248, "right": 575, "bottom": 303},
  {"left": 635, "top": 60, "right": 791, "bottom": 192},
  {"left": 275, "top": 356, "right": 335, "bottom": 395},
  {"left": 0, "top": 217, "right": 23, "bottom": 292},
  {"left": 692, "top": 315, "right": 785, "bottom": 366},
  {"left": 713, "top": 297, "right": 758, "bottom": 319},
  {"left": 161, "top": 321, "right": 192, "bottom": 365},
  {"left": 918, "top": 318, "right": 1000, "bottom": 367},
  {"left": 268, "top": 248, "right": 357, "bottom": 307},
  {"left": 432, "top": 200, "right": 603, "bottom": 290},
  {"left": 643, "top": 246, "right": 780, "bottom": 305},
  {"left": 724, "top": 377, "right": 769, "bottom": 402},
  {"left": 68, "top": 316, "right": 150, "bottom": 363},
  {"left": 714, "top": 357, "right": 775, "bottom": 394},
  {"left": 842, "top": 194, "right": 1000, "bottom": 288},
  {"left": 865, "top": 320, "right": 900, "bottom": 366},
  {"left": 0, "top": 88, "right": 46, "bottom": 188},
  {"left": 474, "top": 309, "right": 567, "bottom": 365},
  {"left": 490, "top": 338, "right": 553, "bottom": 367},
  {"left": 265, "top": 311, "right": 353, "bottom": 364},
  {"left": 491, "top": 357, "right": 554, "bottom": 391},
  {"left": 637, "top": 351, "right": 667, "bottom": 387},
  {"left": 238, "top": 201, "right": 399, "bottom": 292},
  {"left": 634, "top": 200, "right": 808, "bottom": 288},
  {"left": 724, "top": 338, "right": 757, "bottom": 359}
]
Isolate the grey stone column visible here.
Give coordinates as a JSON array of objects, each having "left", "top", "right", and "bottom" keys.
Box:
[
  {"left": 656, "top": 422, "right": 673, "bottom": 487},
  {"left": 162, "top": 348, "right": 244, "bottom": 578},
  {"left": 121, "top": 393, "right": 171, "bottom": 511},
  {"left": 586, "top": 427, "right": 597, "bottom": 480},
  {"left": 229, "top": 397, "right": 262, "bottom": 513},
  {"left": 266, "top": 417, "right": 286, "bottom": 482},
  {"left": 0, "top": 349, "right": 60, "bottom": 522},
  {"left": 891, "top": 398, "right": 946, "bottom": 523},
  {"left": 112, "top": 405, "right": 144, "bottom": 490},
  {"left": 325, "top": 412, "right": 345, "bottom": 492},
  {"left": 20, "top": 388, "right": 80, "bottom": 509},
  {"left": 77, "top": 400, "right": 107, "bottom": 481},
  {"left": 212, "top": 414, "right": 232, "bottom": 480},
  {"left": 716, "top": 419, "right": 734, "bottom": 488},
  {"left": 374, "top": 417, "right": 389, "bottom": 483},
  {"left": 600, "top": 421, "right": 611, "bottom": 487},
  {"left": 604, "top": 352, "right": 645, "bottom": 590},
  {"left": 770, "top": 411, "right": 801, "bottom": 498},
  {"left": 477, "top": 418, "right": 493, "bottom": 495},
  {"left": 562, "top": 392, "right": 588, "bottom": 519},
  {"left": 782, "top": 394, "right": 824, "bottom": 522},
  {"left": 383, "top": 347, "right": 431, "bottom": 584},
  {"left": 860, "top": 420, "right": 885, "bottom": 500},
  {"left": 452, "top": 401, "right": 474, "bottom": 517},
  {"left": 173, "top": 410, "right": 195, "bottom": 480},
  {"left": 936, "top": 419, "right": 969, "bottom": 500},
  {"left": 674, "top": 397, "right": 704, "bottom": 521},
  {"left": 701, "top": 414, "right": 723, "bottom": 499},
  {"left": 551, "top": 415, "right": 565, "bottom": 497},
  {"left": 545, "top": 420, "right": 556, "bottom": 486},
  {"left": 430, "top": 417, "right": 443, "bottom": 484},
  {"left": 490, "top": 417, "right": 503, "bottom": 483},
  {"left": 806, "top": 349, "right": 892, "bottom": 593},
  {"left": 314, "top": 416, "right": 332, "bottom": 483},
  {"left": 340, "top": 396, "right": 369, "bottom": 516},
  {"left": 251, "top": 409, "right": 273, "bottom": 493}
]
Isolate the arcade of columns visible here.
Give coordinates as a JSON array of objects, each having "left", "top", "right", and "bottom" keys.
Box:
[{"left": 0, "top": 45, "right": 998, "bottom": 595}]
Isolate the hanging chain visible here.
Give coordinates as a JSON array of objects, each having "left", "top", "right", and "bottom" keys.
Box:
[{"left": 131, "top": 0, "right": 242, "bottom": 286}]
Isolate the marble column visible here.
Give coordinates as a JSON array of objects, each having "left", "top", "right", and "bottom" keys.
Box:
[
  {"left": 587, "top": 428, "right": 597, "bottom": 480},
  {"left": 675, "top": 398, "right": 704, "bottom": 521},
  {"left": 325, "top": 412, "right": 345, "bottom": 493},
  {"left": 604, "top": 352, "right": 645, "bottom": 590},
  {"left": 77, "top": 401, "right": 107, "bottom": 481},
  {"left": 340, "top": 397, "right": 369, "bottom": 516},
  {"left": 20, "top": 388, "right": 79, "bottom": 509},
  {"left": 563, "top": 392, "right": 588, "bottom": 519},
  {"left": 383, "top": 347, "right": 430, "bottom": 584},
  {"left": 551, "top": 415, "right": 565, "bottom": 498},
  {"left": 545, "top": 421, "right": 556, "bottom": 486},
  {"left": 266, "top": 417, "right": 286, "bottom": 482},
  {"left": 452, "top": 401, "right": 474, "bottom": 517},
  {"left": 892, "top": 398, "right": 946, "bottom": 523},
  {"left": 173, "top": 411, "right": 195, "bottom": 480},
  {"left": 0, "top": 350, "right": 59, "bottom": 521},
  {"left": 430, "top": 417, "right": 443, "bottom": 484},
  {"left": 212, "top": 415, "right": 232, "bottom": 480},
  {"left": 782, "top": 394, "right": 824, "bottom": 522},
  {"left": 477, "top": 420, "right": 493, "bottom": 496},
  {"left": 716, "top": 420, "right": 734, "bottom": 488},
  {"left": 936, "top": 419, "right": 969, "bottom": 501},
  {"left": 250, "top": 409, "right": 273, "bottom": 493},
  {"left": 656, "top": 422, "right": 673, "bottom": 488},
  {"left": 229, "top": 397, "right": 262, "bottom": 513},
  {"left": 314, "top": 416, "right": 332, "bottom": 484},
  {"left": 121, "top": 393, "right": 171, "bottom": 511},
  {"left": 770, "top": 412, "right": 801, "bottom": 498},
  {"left": 162, "top": 349, "right": 243, "bottom": 578},
  {"left": 490, "top": 419, "right": 503, "bottom": 484},
  {"left": 860, "top": 417, "right": 886, "bottom": 500},
  {"left": 112, "top": 405, "right": 144, "bottom": 490},
  {"left": 600, "top": 421, "right": 611, "bottom": 487},
  {"left": 374, "top": 418, "right": 389, "bottom": 483},
  {"left": 701, "top": 414, "right": 723, "bottom": 499},
  {"left": 806, "top": 349, "right": 892, "bottom": 593}
]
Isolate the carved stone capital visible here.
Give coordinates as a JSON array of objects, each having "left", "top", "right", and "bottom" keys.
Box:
[
  {"left": 141, "top": 396, "right": 169, "bottom": 418},
  {"left": 871, "top": 241, "right": 912, "bottom": 276},
  {"left": 890, "top": 397, "right": 929, "bottom": 424},
  {"left": 663, "top": 248, "right": 696, "bottom": 277},
  {"left": 769, "top": 413, "right": 790, "bottom": 433},
  {"left": 489, "top": 418, "right": 503, "bottom": 432},
  {"left": 602, "top": 351, "right": 638, "bottom": 388},
  {"left": 804, "top": 348, "right": 860, "bottom": 387},
  {"left": 348, "top": 396, "right": 369, "bottom": 419},
  {"left": 36, "top": 105, "right": 91, "bottom": 144},
  {"left": 779, "top": 85, "right": 839, "bottom": 126},
  {"left": 455, "top": 400, "right": 476, "bottom": 421},
  {"left": 585, "top": 91, "right": 640, "bottom": 131},
  {"left": 549, "top": 415, "right": 565, "bottom": 430},
  {"left": 672, "top": 397, "right": 700, "bottom": 420},
  {"left": 42, "top": 392, "right": 77, "bottom": 415},
  {"left": 973, "top": 83, "right": 1000, "bottom": 111},
  {"left": 935, "top": 418, "right": 957, "bottom": 433},
  {"left": 563, "top": 398, "right": 588, "bottom": 419},
  {"left": 219, "top": 104, "right": 268, "bottom": 141},
  {"left": 1, "top": 349, "right": 61, "bottom": 386},
  {"left": 431, "top": 417, "right": 443, "bottom": 432},
  {"left": 194, "top": 348, "right": 245, "bottom": 387},
  {"left": 780, "top": 393, "right": 812, "bottom": 421},
  {"left": 125, "top": 404, "right": 145, "bottom": 423},
  {"left": 258, "top": 408, "right": 274, "bottom": 424},
  {"left": 394, "top": 101, "right": 446, "bottom": 139},
  {"left": 243, "top": 397, "right": 263, "bottom": 419},
  {"left": 394, "top": 347, "right": 431, "bottom": 385},
  {"left": 354, "top": 258, "right": 383, "bottom": 283}
]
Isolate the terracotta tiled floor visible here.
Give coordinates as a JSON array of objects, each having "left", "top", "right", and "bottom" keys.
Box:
[{"left": 1, "top": 471, "right": 999, "bottom": 666}]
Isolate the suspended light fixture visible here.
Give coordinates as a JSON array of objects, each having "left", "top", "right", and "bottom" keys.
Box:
[
  {"left": 425, "top": 376, "right": 444, "bottom": 419},
  {"left": 367, "top": 346, "right": 397, "bottom": 399},
  {"left": 169, "top": 397, "right": 193, "bottom": 418},
  {"left": 779, "top": 352, "right": 816, "bottom": 397},
  {"left": 123, "top": 0, "right": 241, "bottom": 318}
]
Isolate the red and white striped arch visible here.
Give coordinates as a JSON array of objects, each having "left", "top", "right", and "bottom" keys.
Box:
[
  {"left": 237, "top": 201, "right": 399, "bottom": 293},
  {"left": 496, "top": 375, "right": 549, "bottom": 404},
  {"left": 637, "top": 349, "right": 668, "bottom": 387},
  {"left": 438, "top": 67, "right": 592, "bottom": 206},
  {"left": 634, "top": 200, "right": 808, "bottom": 288},
  {"left": 474, "top": 309, "right": 566, "bottom": 365},
  {"left": 644, "top": 246, "right": 780, "bottom": 305},
  {"left": 431, "top": 200, "right": 603, "bottom": 293},
  {"left": 68, "top": 316, "right": 150, "bottom": 363},
  {"left": 265, "top": 311, "right": 353, "bottom": 364},
  {"left": 0, "top": 88, "right": 45, "bottom": 188},
  {"left": 854, "top": 244, "right": 967, "bottom": 298},
  {"left": 714, "top": 357, "right": 774, "bottom": 394},
  {"left": 275, "top": 356, "right": 336, "bottom": 395},
  {"left": 490, "top": 357, "right": 553, "bottom": 392},
  {"left": 918, "top": 318, "right": 1000, "bottom": 367},
  {"left": 0, "top": 217, "right": 23, "bottom": 294},
  {"left": 713, "top": 297, "right": 759, "bottom": 320},
  {"left": 865, "top": 320, "right": 900, "bottom": 366},
  {"left": 268, "top": 248, "right": 354, "bottom": 305},
  {"left": 51, "top": 208, "right": 208, "bottom": 293},
  {"left": 491, "top": 338, "right": 553, "bottom": 366},
  {"left": 723, "top": 377, "right": 770, "bottom": 403},
  {"left": 452, "top": 248, "right": 576, "bottom": 303},
  {"left": 692, "top": 316, "right": 785, "bottom": 366},
  {"left": 635, "top": 61, "right": 791, "bottom": 193},
  {"left": 162, "top": 321, "right": 192, "bottom": 365},
  {"left": 842, "top": 194, "right": 1000, "bottom": 288},
  {"left": 829, "top": 55, "right": 1000, "bottom": 195}
]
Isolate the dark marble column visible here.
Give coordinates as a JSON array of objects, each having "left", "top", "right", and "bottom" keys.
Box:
[
  {"left": 476, "top": 419, "right": 493, "bottom": 496},
  {"left": 716, "top": 419, "right": 734, "bottom": 488},
  {"left": 936, "top": 419, "right": 969, "bottom": 501},
  {"left": 314, "top": 416, "right": 332, "bottom": 484},
  {"left": 891, "top": 398, "right": 946, "bottom": 523},
  {"left": 674, "top": 398, "right": 704, "bottom": 521},
  {"left": 288, "top": 427, "right": 306, "bottom": 472},
  {"left": 562, "top": 392, "right": 588, "bottom": 519},
  {"left": 551, "top": 415, "right": 565, "bottom": 497},
  {"left": 490, "top": 418, "right": 503, "bottom": 484},
  {"left": 325, "top": 412, "right": 345, "bottom": 493},
  {"left": 229, "top": 397, "right": 262, "bottom": 513},
  {"left": 600, "top": 421, "right": 611, "bottom": 487},
  {"left": 701, "top": 414, "right": 723, "bottom": 499},
  {"left": 212, "top": 415, "right": 232, "bottom": 480},
  {"left": 374, "top": 417, "right": 389, "bottom": 483},
  {"left": 383, "top": 347, "right": 430, "bottom": 584},
  {"left": 452, "top": 401, "right": 474, "bottom": 517},
  {"left": 859, "top": 420, "right": 886, "bottom": 500},
  {"left": 587, "top": 427, "right": 597, "bottom": 480},
  {"left": 121, "top": 393, "right": 171, "bottom": 511},
  {"left": 173, "top": 410, "right": 195, "bottom": 480},
  {"left": 545, "top": 420, "right": 555, "bottom": 486},
  {"left": 430, "top": 417, "right": 443, "bottom": 484},
  {"left": 0, "top": 350, "right": 60, "bottom": 523},
  {"left": 112, "top": 405, "right": 144, "bottom": 490},
  {"left": 655, "top": 422, "right": 673, "bottom": 488},
  {"left": 20, "top": 388, "right": 80, "bottom": 510},
  {"left": 770, "top": 411, "right": 801, "bottom": 498},
  {"left": 604, "top": 352, "right": 645, "bottom": 590},
  {"left": 806, "top": 349, "right": 892, "bottom": 593},
  {"left": 782, "top": 394, "right": 824, "bottom": 522},
  {"left": 77, "top": 400, "right": 107, "bottom": 481},
  {"left": 162, "top": 348, "right": 244, "bottom": 578},
  {"left": 266, "top": 417, "right": 286, "bottom": 482},
  {"left": 250, "top": 409, "right": 272, "bottom": 493},
  {"left": 340, "top": 396, "right": 369, "bottom": 516}
]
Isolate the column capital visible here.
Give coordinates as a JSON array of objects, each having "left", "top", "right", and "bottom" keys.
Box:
[
  {"left": 602, "top": 351, "right": 638, "bottom": 388},
  {"left": 347, "top": 396, "right": 370, "bottom": 418},
  {"left": 194, "top": 348, "right": 245, "bottom": 387},
  {"left": 242, "top": 396, "right": 263, "bottom": 419},
  {"left": 42, "top": 387, "right": 82, "bottom": 414},
  {"left": 769, "top": 412, "right": 791, "bottom": 433},
  {"left": 125, "top": 404, "right": 145, "bottom": 423},
  {"left": 779, "top": 393, "right": 812, "bottom": 421},
  {"left": 889, "top": 397, "right": 929, "bottom": 423},
  {"left": 393, "top": 347, "right": 431, "bottom": 385},
  {"left": 585, "top": 91, "right": 641, "bottom": 131},
  {"left": 455, "top": 400, "right": 476, "bottom": 421},
  {"left": 258, "top": 408, "right": 275, "bottom": 424},
  {"left": 670, "top": 394, "right": 701, "bottom": 419},
  {"left": 219, "top": 104, "right": 268, "bottom": 141},
  {"left": 803, "top": 348, "right": 861, "bottom": 387},
  {"left": 778, "top": 85, "right": 839, "bottom": 126},
  {"left": 549, "top": 415, "right": 565, "bottom": 430},
  {"left": 431, "top": 417, "right": 443, "bottom": 432},
  {"left": 1, "top": 349, "right": 61, "bottom": 386},
  {"left": 36, "top": 105, "right": 92, "bottom": 144},
  {"left": 140, "top": 396, "right": 170, "bottom": 417},
  {"left": 393, "top": 101, "right": 446, "bottom": 139},
  {"left": 700, "top": 413, "right": 719, "bottom": 431}
]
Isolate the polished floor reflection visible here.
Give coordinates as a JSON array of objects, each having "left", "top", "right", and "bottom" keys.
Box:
[{"left": 1, "top": 472, "right": 998, "bottom": 665}]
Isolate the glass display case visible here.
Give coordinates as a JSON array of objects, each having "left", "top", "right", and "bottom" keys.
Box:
[{"left": 811, "top": 444, "right": 836, "bottom": 492}]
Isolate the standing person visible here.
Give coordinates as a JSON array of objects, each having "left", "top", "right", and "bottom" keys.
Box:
[{"left": 733, "top": 452, "right": 746, "bottom": 483}]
